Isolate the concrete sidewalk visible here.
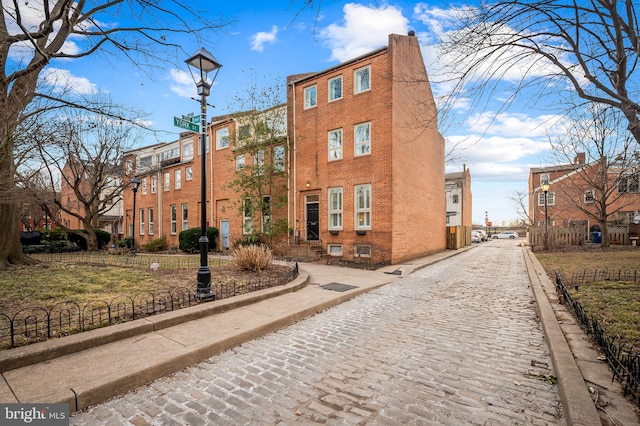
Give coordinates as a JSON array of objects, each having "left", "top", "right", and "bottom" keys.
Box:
[{"left": 0, "top": 245, "right": 636, "bottom": 425}]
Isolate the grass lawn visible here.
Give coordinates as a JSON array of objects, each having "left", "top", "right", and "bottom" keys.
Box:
[
  {"left": 0, "top": 254, "right": 289, "bottom": 313},
  {"left": 535, "top": 249, "right": 640, "bottom": 349}
]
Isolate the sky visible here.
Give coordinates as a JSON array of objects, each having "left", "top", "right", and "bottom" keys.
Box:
[{"left": 10, "top": 0, "right": 567, "bottom": 226}]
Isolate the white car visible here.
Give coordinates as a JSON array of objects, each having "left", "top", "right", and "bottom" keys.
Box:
[
  {"left": 471, "top": 230, "right": 483, "bottom": 243},
  {"left": 492, "top": 231, "right": 519, "bottom": 239}
]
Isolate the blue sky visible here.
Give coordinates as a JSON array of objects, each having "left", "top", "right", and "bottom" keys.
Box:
[{"left": 27, "top": 1, "right": 565, "bottom": 226}]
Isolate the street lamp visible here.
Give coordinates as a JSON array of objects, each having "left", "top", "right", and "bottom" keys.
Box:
[
  {"left": 540, "top": 178, "right": 550, "bottom": 250},
  {"left": 485, "top": 211, "right": 488, "bottom": 236},
  {"left": 130, "top": 176, "right": 140, "bottom": 253},
  {"left": 185, "top": 48, "right": 222, "bottom": 302}
]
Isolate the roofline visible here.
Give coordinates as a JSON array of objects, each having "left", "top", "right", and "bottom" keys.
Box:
[{"left": 287, "top": 46, "right": 387, "bottom": 86}]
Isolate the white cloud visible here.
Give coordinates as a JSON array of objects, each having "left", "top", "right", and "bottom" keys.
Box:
[
  {"left": 39, "top": 68, "right": 97, "bottom": 95},
  {"left": 169, "top": 69, "right": 195, "bottom": 98},
  {"left": 251, "top": 25, "right": 279, "bottom": 52},
  {"left": 466, "top": 112, "right": 564, "bottom": 138},
  {"left": 320, "top": 3, "right": 409, "bottom": 62}
]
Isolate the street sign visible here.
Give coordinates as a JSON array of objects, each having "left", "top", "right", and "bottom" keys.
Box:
[{"left": 174, "top": 116, "right": 199, "bottom": 132}]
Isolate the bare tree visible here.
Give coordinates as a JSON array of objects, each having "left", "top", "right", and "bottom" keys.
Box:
[
  {"left": 510, "top": 189, "right": 534, "bottom": 227},
  {"left": 438, "top": 1, "right": 640, "bottom": 143},
  {"left": 0, "top": 1, "right": 229, "bottom": 268},
  {"left": 223, "top": 78, "right": 289, "bottom": 246},
  {"left": 18, "top": 101, "right": 145, "bottom": 251},
  {"left": 547, "top": 106, "right": 638, "bottom": 247}
]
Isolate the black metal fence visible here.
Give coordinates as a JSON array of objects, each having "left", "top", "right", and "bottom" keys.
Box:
[
  {"left": 554, "top": 270, "right": 639, "bottom": 407},
  {"left": 0, "top": 257, "right": 298, "bottom": 350}
]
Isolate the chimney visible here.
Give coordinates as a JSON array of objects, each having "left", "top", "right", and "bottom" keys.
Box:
[{"left": 574, "top": 152, "right": 585, "bottom": 165}]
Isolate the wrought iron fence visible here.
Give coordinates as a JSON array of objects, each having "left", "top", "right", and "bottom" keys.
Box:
[
  {"left": 0, "top": 258, "right": 298, "bottom": 350},
  {"left": 570, "top": 268, "right": 640, "bottom": 285},
  {"left": 554, "top": 270, "right": 639, "bottom": 407}
]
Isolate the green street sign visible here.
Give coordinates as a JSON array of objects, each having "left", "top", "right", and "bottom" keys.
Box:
[{"left": 174, "top": 116, "right": 199, "bottom": 132}]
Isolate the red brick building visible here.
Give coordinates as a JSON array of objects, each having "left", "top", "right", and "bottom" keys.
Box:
[
  {"left": 529, "top": 153, "right": 640, "bottom": 242},
  {"left": 123, "top": 32, "right": 446, "bottom": 264}
]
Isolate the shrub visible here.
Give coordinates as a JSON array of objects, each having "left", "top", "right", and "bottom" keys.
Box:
[
  {"left": 118, "top": 237, "right": 133, "bottom": 249},
  {"left": 95, "top": 229, "right": 111, "bottom": 249},
  {"left": 145, "top": 236, "right": 168, "bottom": 252},
  {"left": 179, "top": 227, "right": 218, "bottom": 253},
  {"left": 232, "top": 244, "right": 273, "bottom": 271}
]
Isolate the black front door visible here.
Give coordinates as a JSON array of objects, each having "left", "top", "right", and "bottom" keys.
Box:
[{"left": 306, "top": 202, "right": 319, "bottom": 240}]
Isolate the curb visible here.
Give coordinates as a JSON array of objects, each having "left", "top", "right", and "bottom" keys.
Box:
[{"left": 522, "top": 245, "right": 601, "bottom": 426}]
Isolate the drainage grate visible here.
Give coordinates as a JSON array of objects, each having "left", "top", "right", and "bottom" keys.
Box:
[{"left": 320, "top": 283, "right": 359, "bottom": 292}]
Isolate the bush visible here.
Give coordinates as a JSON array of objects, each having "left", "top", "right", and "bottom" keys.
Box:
[
  {"left": 145, "top": 236, "right": 168, "bottom": 252},
  {"left": 118, "top": 237, "right": 133, "bottom": 249},
  {"left": 179, "top": 227, "right": 219, "bottom": 253},
  {"left": 232, "top": 244, "right": 273, "bottom": 271},
  {"left": 95, "top": 229, "right": 111, "bottom": 249}
]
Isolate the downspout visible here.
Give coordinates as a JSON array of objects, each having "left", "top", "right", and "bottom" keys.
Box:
[{"left": 290, "top": 82, "right": 298, "bottom": 246}]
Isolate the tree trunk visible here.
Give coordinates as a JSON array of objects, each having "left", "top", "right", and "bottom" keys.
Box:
[{"left": 0, "top": 189, "right": 37, "bottom": 269}]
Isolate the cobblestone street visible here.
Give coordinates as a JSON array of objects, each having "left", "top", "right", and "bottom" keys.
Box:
[{"left": 71, "top": 240, "right": 564, "bottom": 425}]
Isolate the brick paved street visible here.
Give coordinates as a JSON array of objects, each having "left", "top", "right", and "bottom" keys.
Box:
[{"left": 71, "top": 240, "right": 564, "bottom": 425}]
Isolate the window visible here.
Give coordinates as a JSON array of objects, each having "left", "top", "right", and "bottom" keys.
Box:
[
  {"left": 141, "top": 178, "right": 147, "bottom": 195},
  {"left": 584, "top": 190, "right": 594, "bottom": 203},
  {"left": 328, "top": 187, "right": 343, "bottom": 229},
  {"left": 216, "top": 127, "right": 229, "bottom": 149},
  {"left": 304, "top": 85, "right": 317, "bottom": 109},
  {"left": 183, "top": 142, "right": 193, "bottom": 159},
  {"left": 274, "top": 145, "right": 285, "bottom": 172},
  {"left": 328, "top": 245, "right": 343, "bottom": 256},
  {"left": 186, "top": 166, "right": 193, "bottom": 181},
  {"left": 254, "top": 149, "right": 265, "bottom": 175},
  {"left": 538, "top": 192, "right": 555, "bottom": 206},
  {"left": 139, "top": 156, "right": 152, "bottom": 169},
  {"left": 175, "top": 169, "right": 181, "bottom": 190},
  {"left": 354, "top": 122, "right": 371, "bottom": 156},
  {"left": 540, "top": 173, "right": 550, "bottom": 185},
  {"left": 452, "top": 194, "right": 459, "bottom": 204},
  {"left": 236, "top": 154, "right": 245, "bottom": 171},
  {"left": 262, "top": 196, "right": 271, "bottom": 233},
  {"left": 328, "top": 129, "right": 343, "bottom": 160},
  {"left": 243, "top": 199, "right": 253, "bottom": 235},
  {"left": 238, "top": 124, "right": 251, "bottom": 140},
  {"left": 328, "top": 76, "right": 342, "bottom": 101},
  {"left": 139, "top": 208, "right": 145, "bottom": 235},
  {"left": 164, "top": 172, "right": 170, "bottom": 191},
  {"left": 126, "top": 160, "right": 133, "bottom": 174},
  {"left": 182, "top": 204, "right": 189, "bottom": 231},
  {"left": 170, "top": 205, "right": 177, "bottom": 235},
  {"left": 354, "top": 66, "right": 370, "bottom": 93},
  {"left": 355, "top": 184, "right": 371, "bottom": 229},
  {"left": 148, "top": 208, "right": 154, "bottom": 235},
  {"left": 619, "top": 173, "right": 640, "bottom": 193},
  {"left": 354, "top": 245, "right": 371, "bottom": 257}
]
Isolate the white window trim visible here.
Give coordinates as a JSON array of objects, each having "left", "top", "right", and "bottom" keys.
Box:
[
  {"left": 304, "top": 85, "right": 317, "bottom": 109},
  {"left": 243, "top": 198, "right": 253, "bottom": 235},
  {"left": 236, "top": 154, "right": 245, "bottom": 171},
  {"left": 328, "top": 75, "right": 343, "bottom": 102},
  {"left": 355, "top": 184, "right": 372, "bottom": 230},
  {"left": 170, "top": 205, "right": 177, "bottom": 235},
  {"left": 354, "top": 65, "right": 371, "bottom": 94},
  {"left": 584, "top": 190, "right": 594, "bottom": 203},
  {"left": 164, "top": 172, "right": 170, "bottom": 192},
  {"left": 538, "top": 192, "right": 556, "bottom": 206},
  {"left": 139, "top": 208, "right": 145, "bottom": 235},
  {"left": 175, "top": 169, "right": 181, "bottom": 190},
  {"left": 186, "top": 166, "right": 193, "bottom": 181},
  {"left": 327, "top": 244, "right": 343, "bottom": 256},
  {"left": 354, "top": 122, "right": 371, "bottom": 156},
  {"left": 216, "top": 127, "right": 229, "bottom": 150},
  {"left": 328, "top": 187, "right": 343, "bottom": 230},
  {"left": 328, "top": 129, "right": 343, "bottom": 161},
  {"left": 148, "top": 207, "right": 154, "bottom": 235},
  {"left": 181, "top": 204, "right": 189, "bottom": 231},
  {"left": 151, "top": 175, "right": 157, "bottom": 194}
]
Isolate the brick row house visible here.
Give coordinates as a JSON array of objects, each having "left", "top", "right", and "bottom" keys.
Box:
[
  {"left": 123, "top": 32, "right": 447, "bottom": 264},
  {"left": 529, "top": 153, "right": 640, "bottom": 244}
]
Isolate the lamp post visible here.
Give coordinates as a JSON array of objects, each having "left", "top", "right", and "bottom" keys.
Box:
[
  {"left": 130, "top": 177, "right": 140, "bottom": 253},
  {"left": 185, "top": 48, "right": 222, "bottom": 301},
  {"left": 485, "top": 211, "right": 488, "bottom": 236},
  {"left": 540, "top": 178, "right": 550, "bottom": 250}
]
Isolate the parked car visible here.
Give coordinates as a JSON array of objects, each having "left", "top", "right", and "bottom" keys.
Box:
[
  {"left": 492, "top": 231, "right": 519, "bottom": 239},
  {"left": 471, "top": 230, "right": 483, "bottom": 243},
  {"left": 477, "top": 230, "right": 488, "bottom": 241}
]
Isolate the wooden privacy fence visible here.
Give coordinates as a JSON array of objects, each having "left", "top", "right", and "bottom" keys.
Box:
[
  {"left": 529, "top": 225, "right": 630, "bottom": 248},
  {"left": 446, "top": 226, "right": 471, "bottom": 249}
]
